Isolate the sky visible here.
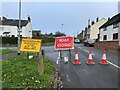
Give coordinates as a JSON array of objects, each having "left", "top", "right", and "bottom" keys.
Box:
[{"left": 1, "top": 1, "right": 119, "bottom": 36}]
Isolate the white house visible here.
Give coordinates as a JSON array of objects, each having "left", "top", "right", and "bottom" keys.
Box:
[
  {"left": 99, "top": 13, "right": 120, "bottom": 41},
  {"left": 0, "top": 16, "right": 32, "bottom": 38}
]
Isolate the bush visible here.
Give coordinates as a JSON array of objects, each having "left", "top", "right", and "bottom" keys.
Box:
[{"left": 1, "top": 37, "right": 18, "bottom": 44}]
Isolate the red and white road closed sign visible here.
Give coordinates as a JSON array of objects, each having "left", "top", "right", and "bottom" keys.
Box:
[{"left": 55, "top": 36, "right": 74, "bottom": 50}]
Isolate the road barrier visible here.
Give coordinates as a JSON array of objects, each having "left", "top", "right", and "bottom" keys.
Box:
[
  {"left": 73, "top": 50, "right": 81, "bottom": 65},
  {"left": 86, "top": 50, "right": 95, "bottom": 65},
  {"left": 100, "top": 50, "right": 109, "bottom": 65}
]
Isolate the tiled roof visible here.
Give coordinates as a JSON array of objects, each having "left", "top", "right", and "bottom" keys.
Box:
[
  {"left": 99, "top": 13, "right": 120, "bottom": 29},
  {"left": 0, "top": 17, "right": 28, "bottom": 27}
]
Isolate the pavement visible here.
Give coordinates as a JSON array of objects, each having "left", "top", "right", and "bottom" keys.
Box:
[{"left": 42, "top": 44, "right": 119, "bottom": 88}]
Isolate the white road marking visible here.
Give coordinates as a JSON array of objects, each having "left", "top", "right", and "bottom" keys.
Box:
[
  {"left": 107, "top": 61, "right": 120, "bottom": 69},
  {"left": 78, "top": 47, "right": 120, "bottom": 69},
  {"left": 83, "top": 50, "right": 95, "bottom": 56},
  {"left": 66, "top": 75, "right": 70, "bottom": 82}
]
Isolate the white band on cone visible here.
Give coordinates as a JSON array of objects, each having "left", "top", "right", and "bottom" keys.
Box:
[
  {"left": 102, "top": 54, "right": 106, "bottom": 59},
  {"left": 89, "top": 54, "right": 92, "bottom": 59}
]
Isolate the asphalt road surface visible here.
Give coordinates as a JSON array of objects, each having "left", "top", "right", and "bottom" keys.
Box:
[{"left": 42, "top": 44, "right": 119, "bottom": 88}]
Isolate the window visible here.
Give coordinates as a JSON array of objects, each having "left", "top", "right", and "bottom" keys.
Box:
[
  {"left": 113, "top": 23, "right": 119, "bottom": 28},
  {"left": 103, "top": 35, "right": 107, "bottom": 40},
  {"left": 103, "top": 27, "right": 107, "bottom": 31},
  {"left": 12, "top": 35, "right": 15, "bottom": 37},
  {"left": 113, "top": 33, "right": 118, "bottom": 40}
]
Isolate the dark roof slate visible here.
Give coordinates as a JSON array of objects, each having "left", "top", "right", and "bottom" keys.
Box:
[
  {"left": 99, "top": 13, "right": 120, "bottom": 29},
  {"left": 0, "top": 17, "right": 28, "bottom": 27}
]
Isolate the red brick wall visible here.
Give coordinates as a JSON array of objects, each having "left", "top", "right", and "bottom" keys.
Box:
[{"left": 94, "top": 41, "right": 119, "bottom": 51}]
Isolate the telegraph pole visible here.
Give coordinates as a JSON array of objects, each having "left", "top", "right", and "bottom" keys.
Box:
[{"left": 18, "top": 0, "right": 21, "bottom": 55}]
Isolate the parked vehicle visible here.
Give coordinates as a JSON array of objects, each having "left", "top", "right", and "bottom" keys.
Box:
[
  {"left": 74, "top": 39, "right": 80, "bottom": 44},
  {"left": 83, "top": 39, "right": 95, "bottom": 47}
]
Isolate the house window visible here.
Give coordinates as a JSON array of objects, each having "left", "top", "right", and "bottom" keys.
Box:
[
  {"left": 113, "top": 23, "right": 119, "bottom": 28},
  {"left": 12, "top": 35, "right": 15, "bottom": 37},
  {"left": 103, "top": 27, "right": 107, "bottom": 31},
  {"left": 103, "top": 35, "right": 107, "bottom": 40},
  {"left": 113, "top": 33, "right": 118, "bottom": 40}
]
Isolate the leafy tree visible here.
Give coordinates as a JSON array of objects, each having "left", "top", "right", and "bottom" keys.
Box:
[{"left": 54, "top": 31, "right": 66, "bottom": 37}]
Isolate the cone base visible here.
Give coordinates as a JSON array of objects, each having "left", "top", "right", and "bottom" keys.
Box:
[
  {"left": 86, "top": 62, "right": 95, "bottom": 65},
  {"left": 100, "top": 62, "right": 109, "bottom": 65},
  {"left": 73, "top": 62, "right": 81, "bottom": 65}
]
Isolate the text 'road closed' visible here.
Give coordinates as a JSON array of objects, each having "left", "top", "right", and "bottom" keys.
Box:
[{"left": 55, "top": 36, "right": 74, "bottom": 50}]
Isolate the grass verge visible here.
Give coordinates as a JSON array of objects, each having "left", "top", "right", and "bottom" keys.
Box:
[
  {"left": 42, "top": 42, "right": 54, "bottom": 46},
  {"left": 2, "top": 54, "right": 54, "bottom": 89},
  {"left": 0, "top": 49, "right": 17, "bottom": 55}
]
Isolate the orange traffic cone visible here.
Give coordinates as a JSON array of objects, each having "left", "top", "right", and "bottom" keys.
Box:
[
  {"left": 86, "top": 50, "right": 95, "bottom": 65},
  {"left": 73, "top": 50, "right": 81, "bottom": 64},
  {"left": 100, "top": 50, "right": 109, "bottom": 65}
]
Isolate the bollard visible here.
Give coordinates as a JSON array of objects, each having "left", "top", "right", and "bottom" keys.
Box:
[{"left": 38, "top": 49, "right": 45, "bottom": 76}]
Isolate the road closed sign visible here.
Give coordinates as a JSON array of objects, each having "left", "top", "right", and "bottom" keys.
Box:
[
  {"left": 20, "top": 38, "right": 42, "bottom": 52},
  {"left": 55, "top": 36, "right": 74, "bottom": 50}
]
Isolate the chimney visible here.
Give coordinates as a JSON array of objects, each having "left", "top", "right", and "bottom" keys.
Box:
[
  {"left": 91, "top": 21, "right": 94, "bottom": 25},
  {"left": 108, "top": 17, "right": 110, "bottom": 20},
  {"left": 85, "top": 27, "right": 87, "bottom": 31},
  {"left": 0, "top": 17, "right": 7, "bottom": 21},
  {"left": 96, "top": 17, "right": 99, "bottom": 22},
  {"left": 27, "top": 15, "right": 31, "bottom": 22},
  {"left": 88, "top": 19, "right": 91, "bottom": 28}
]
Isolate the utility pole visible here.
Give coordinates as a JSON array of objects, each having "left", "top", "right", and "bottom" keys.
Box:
[{"left": 18, "top": 0, "right": 21, "bottom": 55}]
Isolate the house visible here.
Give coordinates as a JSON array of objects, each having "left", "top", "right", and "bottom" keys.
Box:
[
  {"left": 77, "top": 30, "right": 85, "bottom": 42},
  {"left": 32, "top": 29, "right": 41, "bottom": 38},
  {"left": 0, "top": 16, "right": 32, "bottom": 38},
  {"left": 95, "top": 13, "right": 120, "bottom": 51},
  {"left": 86, "top": 18, "right": 107, "bottom": 40},
  {"left": 99, "top": 13, "right": 120, "bottom": 41}
]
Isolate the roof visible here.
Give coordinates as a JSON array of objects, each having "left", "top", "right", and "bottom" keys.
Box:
[
  {"left": 0, "top": 17, "right": 29, "bottom": 27},
  {"left": 99, "top": 13, "right": 120, "bottom": 29}
]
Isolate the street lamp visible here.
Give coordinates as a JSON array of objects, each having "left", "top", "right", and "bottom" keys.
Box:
[
  {"left": 61, "top": 24, "right": 63, "bottom": 33},
  {"left": 17, "top": 0, "right": 21, "bottom": 55}
]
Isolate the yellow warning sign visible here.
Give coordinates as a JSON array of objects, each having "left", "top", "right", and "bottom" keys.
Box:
[{"left": 20, "top": 38, "right": 42, "bottom": 52}]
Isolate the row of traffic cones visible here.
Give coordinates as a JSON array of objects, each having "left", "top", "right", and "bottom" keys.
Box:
[{"left": 73, "top": 49, "right": 109, "bottom": 65}]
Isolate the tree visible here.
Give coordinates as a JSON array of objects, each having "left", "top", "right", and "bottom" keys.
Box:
[{"left": 54, "top": 31, "right": 66, "bottom": 37}]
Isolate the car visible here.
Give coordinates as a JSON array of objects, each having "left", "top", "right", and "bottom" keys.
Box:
[
  {"left": 74, "top": 39, "right": 80, "bottom": 44},
  {"left": 83, "top": 39, "right": 95, "bottom": 47}
]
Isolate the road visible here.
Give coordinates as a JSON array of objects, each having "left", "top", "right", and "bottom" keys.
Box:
[{"left": 42, "top": 44, "right": 119, "bottom": 88}]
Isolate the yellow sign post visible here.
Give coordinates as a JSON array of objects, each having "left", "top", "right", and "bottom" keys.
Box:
[{"left": 20, "top": 38, "right": 42, "bottom": 52}]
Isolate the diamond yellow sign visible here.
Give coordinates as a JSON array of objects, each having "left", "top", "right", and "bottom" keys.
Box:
[{"left": 20, "top": 38, "right": 42, "bottom": 52}]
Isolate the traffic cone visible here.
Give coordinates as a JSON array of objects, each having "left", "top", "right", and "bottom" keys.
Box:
[
  {"left": 73, "top": 50, "right": 81, "bottom": 64},
  {"left": 86, "top": 50, "right": 95, "bottom": 65},
  {"left": 100, "top": 50, "right": 109, "bottom": 65}
]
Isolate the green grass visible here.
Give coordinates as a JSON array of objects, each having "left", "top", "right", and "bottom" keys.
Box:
[
  {"left": 0, "top": 49, "right": 17, "bottom": 55},
  {"left": 2, "top": 54, "right": 54, "bottom": 89},
  {"left": 42, "top": 42, "right": 54, "bottom": 46}
]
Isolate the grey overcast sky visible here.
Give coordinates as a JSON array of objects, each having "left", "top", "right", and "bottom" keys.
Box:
[{"left": 1, "top": 2, "right": 119, "bottom": 36}]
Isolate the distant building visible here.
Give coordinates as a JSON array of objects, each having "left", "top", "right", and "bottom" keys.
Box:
[
  {"left": 99, "top": 13, "right": 120, "bottom": 41},
  {"left": 0, "top": 16, "right": 32, "bottom": 38},
  {"left": 32, "top": 29, "right": 41, "bottom": 38},
  {"left": 77, "top": 30, "right": 85, "bottom": 42}
]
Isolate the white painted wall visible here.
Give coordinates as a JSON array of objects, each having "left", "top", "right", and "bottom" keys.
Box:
[
  {"left": 90, "top": 18, "right": 107, "bottom": 40},
  {"left": 0, "top": 22, "right": 32, "bottom": 38},
  {"left": 100, "top": 23, "right": 119, "bottom": 41}
]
